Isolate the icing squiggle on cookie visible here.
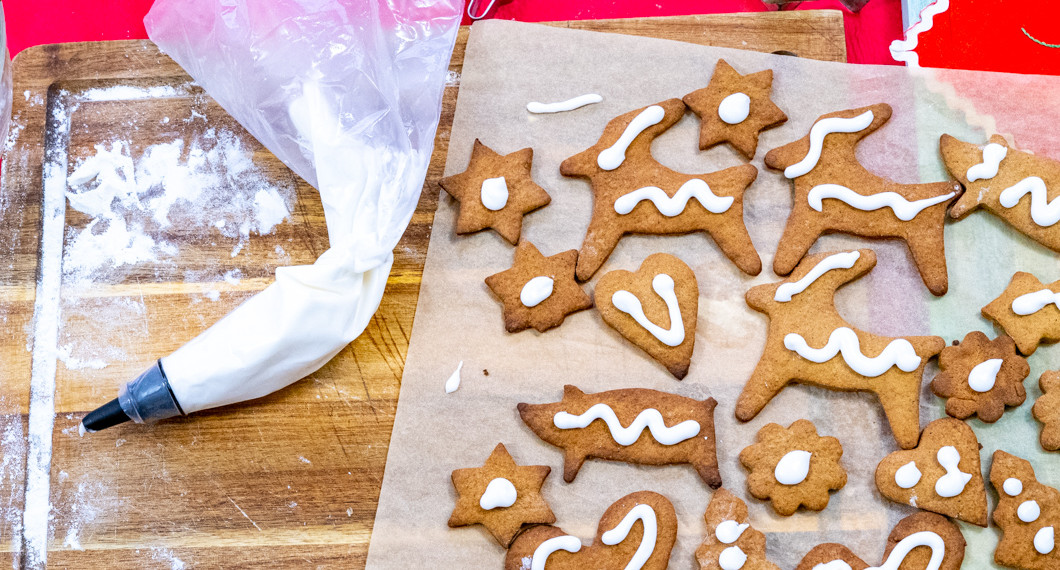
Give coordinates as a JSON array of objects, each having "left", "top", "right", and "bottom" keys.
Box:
[
  {"left": 774, "top": 251, "right": 860, "bottom": 302},
  {"left": 866, "top": 531, "right": 945, "bottom": 570},
  {"left": 966, "top": 143, "right": 1008, "bottom": 182},
  {"left": 613, "top": 179, "right": 733, "bottom": 216},
  {"left": 612, "top": 274, "right": 685, "bottom": 347},
  {"left": 807, "top": 184, "right": 956, "bottom": 221},
  {"left": 601, "top": 504, "right": 657, "bottom": 569},
  {"left": 889, "top": 0, "right": 950, "bottom": 67},
  {"left": 530, "top": 535, "right": 582, "bottom": 570},
  {"left": 934, "top": 446, "right": 971, "bottom": 498},
  {"left": 784, "top": 111, "right": 875, "bottom": 178},
  {"left": 999, "top": 177, "right": 1060, "bottom": 227},
  {"left": 598, "top": 105, "right": 665, "bottom": 171},
  {"left": 527, "top": 94, "right": 602, "bottom": 114},
  {"left": 1011, "top": 289, "right": 1060, "bottom": 315},
  {"left": 784, "top": 327, "right": 921, "bottom": 377},
  {"left": 553, "top": 404, "right": 700, "bottom": 446}
]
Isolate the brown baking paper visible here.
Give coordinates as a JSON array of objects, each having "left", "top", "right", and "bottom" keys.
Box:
[{"left": 366, "top": 20, "right": 1060, "bottom": 568}]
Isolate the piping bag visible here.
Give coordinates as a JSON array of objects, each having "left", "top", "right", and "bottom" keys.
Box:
[{"left": 81, "top": 0, "right": 462, "bottom": 432}]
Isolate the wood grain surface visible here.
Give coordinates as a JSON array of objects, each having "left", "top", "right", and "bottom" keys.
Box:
[{"left": 0, "top": 11, "right": 845, "bottom": 568}]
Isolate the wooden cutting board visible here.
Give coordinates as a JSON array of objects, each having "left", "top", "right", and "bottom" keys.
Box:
[{"left": 0, "top": 11, "right": 845, "bottom": 568}]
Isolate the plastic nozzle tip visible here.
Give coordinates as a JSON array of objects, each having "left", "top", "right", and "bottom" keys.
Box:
[{"left": 81, "top": 398, "right": 130, "bottom": 433}]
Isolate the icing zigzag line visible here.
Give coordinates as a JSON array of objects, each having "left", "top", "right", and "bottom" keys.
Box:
[
  {"left": 890, "top": 0, "right": 950, "bottom": 67},
  {"left": 784, "top": 327, "right": 922, "bottom": 377}
]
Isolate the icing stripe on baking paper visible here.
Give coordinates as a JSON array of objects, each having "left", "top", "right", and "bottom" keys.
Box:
[
  {"left": 807, "top": 184, "right": 956, "bottom": 221},
  {"left": 530, "top": 535, "right": 582, "bottom": 570},
  {"left": 999, "top": 177, "right": 1060, "bottom": 226},
  {"left": 934, "top": 446, "right": 971, "bottom": 498},
  {"left": 598, "top": 105, "right": 665, "bottom": 171},
  {"left": 612, "top": 274, "right": 685, "bottom": 347},
  {"left": 613, "top": 179, "right": 733, "bottom": 216},
  {"left": 784, "top": 327, "right": 922, "bottom": 377},
  {"left": 553, "top": 404, "right": 700, "bottom": 446},
  {"left": 867, "top": 531, "right": 945, "bottom": 570},
  {"left": 774, "top": 251, "right": 860, "bottom": 302},
  {"left": 966, "top": 143, "right": 1008, "bottom": 182},
  {"left": 601, "top": 504, "right": 657, "bottom": 570},
  {"left": 527, "top": 94, "right": 603, "bottom": 114},
  {"left": 1011, "top": 289, "right": 1060, "bottom": 315},
  {"left": 784, "top": 111, "right": 875, "bottom": 179}
]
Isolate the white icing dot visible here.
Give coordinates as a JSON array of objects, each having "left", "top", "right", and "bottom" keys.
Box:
[
  {"left": 1036, "top": 526, "right": 1055, "bottom": 554},
  {"left": 480, "top": 176, "right": 509, "bottom": 211},
  {"left": 774, "top": 450, "right": 812, "bottom": 485},
  {"left": 718, "top": 92, "right": 751, "bottom": 125},
  {"left": 715, "top": 520, "right": 749, "bottom": 544},
  {"left": 934, "top": 446, "right": 972, "bottom": 498},
  {"left": 1018, "top": 500, "right": 1041, "bottom": 523},
  {"left": 719, "top": 545, "right": 747, "bottom": 570},
  {"left": 968, "top": 358, "right": 1003, "bottom": 392},
  {"left": 1003, "top": 478, "right": 1023, "bottom": 497},
  {"left": 895, "top": 461, "right": 922, "bottom": 489},
  {"left": 520, "top": 276, "right": 554, "bottom": 308},
  {"left": 479, "top": 478, "right": 518, "bottom": 510}
]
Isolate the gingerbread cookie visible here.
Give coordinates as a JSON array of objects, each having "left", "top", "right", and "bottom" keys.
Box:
[
  {"left": 735, "top": 249, "right": 946, "bottom": 449},
  {"left": 738, "top": 419, "right": 846, "bottom": 516},
  {"left": 874, "top": 417, "right": 988, "bottom": 526},
  {"left": 1034, "top": 371, "right": 1060, "bottom": 451},
  {"left": 560, "top": 98, "right": 761, "bottom": 281},
  {"left": 989, "top": 450, "right": 1060, "bottom": 568},
  {"left": 694, "top": 488, "right": 778, "bottom": 570},
  {"left": 765, "top": 104, "right": 960, "bottom": 296},
  {"left": 594, "top": 253, "right": 697, "bottom": 379},
  {"left": 683, "top": 59, "right": 787, "bottom": 159},
  {"left": 930, "top": 331, "right": 1029, "bottom": 423},
  {"left": 448, "top": 443, "right": 555, "bottom": 546},
  {"left": 982, "top": 271, "right": 1060, "bottom": 356},
  {"left": 505, "top": 491, "right": 677, "bottom": 570},
  {"left": 796, "top": 512, "right": 965, "bottom": 570},
  {"left": 517, "top": 385, "right": 722, "bottom": 487},
  {"left": 941, "top": 134, "right": 1060, "bottom": 253},
  {"left": 439, "top": 139, "right": 551, "bottom": 244},
  {"left": 484, "top": 241, "right": 592, "bottom": 333}
]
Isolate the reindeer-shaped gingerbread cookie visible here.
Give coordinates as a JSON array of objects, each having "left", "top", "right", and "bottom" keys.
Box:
[
  {"left": 735, "top": 249, "right": 946, "bottom": 449},
  {"left": 765, "top": 103, "right": 961, "bottom": 296},
  {"left": 561, "top": 98, "right": 761, "bottom": 281}
]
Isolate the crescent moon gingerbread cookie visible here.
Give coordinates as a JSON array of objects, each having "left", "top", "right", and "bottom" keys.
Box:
[
  {"left": 989, "top": 450, "right": 1060, "bottom": 568},
  {"left": 735, "top": 249, "right": 946, "bottom": 449},
  {"left": 930, "top": 331, "right": 1029, "bottom": 423},
  {"left": 694, "top": 488, "right": 778, "bottom": 570},
  {"left": 982, "top": 271, "right": 1060, "bottom": 356},
  {"left": 764, "top": 104, "right": 960, "bottom": 296},
  {"left": 560, "top": 98, "right": 761, "bottom": 281},
  {"left": 796, "top": 512, "right": 966, "bottom": 570}
]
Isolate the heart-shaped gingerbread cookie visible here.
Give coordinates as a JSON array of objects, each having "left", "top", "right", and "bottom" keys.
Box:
[
  {"left": 594, "top": 253, "right": 698, "bottom": 379},
  {"left": 795, "top": 512, "right": 965, "bottom": 570},
  {"left": 505, "top": 491, "right": 677, "bottom": 570},
  {"left": 874, "top": 417, "right": 988, "bottom": 526}
]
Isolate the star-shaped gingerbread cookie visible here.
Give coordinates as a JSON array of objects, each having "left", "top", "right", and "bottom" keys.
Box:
[
  {"left": 683, "top": 59, "right": 787, "bottom": 159},
  {"left": 440, "top": 140, "right": 551, "bottom": 244},
  {"left": 448, "top": 443, "right": 555, "bottom": 547},
  {"left": 484, "top": 241, "right": 592, "bottom": 333}
]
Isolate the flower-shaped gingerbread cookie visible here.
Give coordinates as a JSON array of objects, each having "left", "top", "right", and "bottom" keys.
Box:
[
  {"left": 694, "top": 488, "right": 778, "bottom": 570},
  {"left": 439, "top": 139, "right": 551, "bottom": 244},
  {"left": 485, "top": 241, "right": 592, "bottom": 333},
  {"left": 931, "top": 331, "right": 1029, "bottom": 423},
  {"left": 448, "top": 443, "right": 555, "bottom": 546},
  {"left": 990, "top": 450, "right": 1060, "bottom": 568},
  {"left": 1034, "top": 370, "right": 1060, "bottom": 451},
  {"left": 739, "top": 419, "right": 846, "bottom": 516},
  {"left": 874, "top": 417, "right": 988, "bottom": 526}
]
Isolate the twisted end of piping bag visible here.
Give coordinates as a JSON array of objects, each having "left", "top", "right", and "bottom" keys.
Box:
[{"left": 80, "top": 359, "right": 185, "bottom": 434}]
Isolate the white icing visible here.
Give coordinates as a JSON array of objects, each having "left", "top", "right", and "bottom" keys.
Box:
[
  {"left": 784, "top": 327, "right": 922, "bottom": 377},
  {"left": 480, "top": 478, "right": 517, "bottom": 510},
  {"left": 527, "top": 94, "right": 603, "bottom": 114},
  {"left": 718, "top": 93, "right": 751, "bottom": 125},
  {"left": 774, "top": 450, "right": 812, "bottom": 485},
  {"left": 611, "top": 274, "right": 685, "bottom": 347},
  {"left": 814, "top": 562, "right": 853, "bottom": 570},
  {"left": 553, "top": 404, "right": 700, "bottom": 446},
  {"left": 866, "top": 531, "right": 945, "bottom": 570},
  {"left": 889, "top": 0, "right": 950, "bottom": 67},
  {"left": 719, "top": 546, "right": 747, "bottom": 570},
  {"left": 1018, "top": 500, "right": 1041, "bottom": 523},
  {"left": 1035, "top": 526, "right": 1055, "bottom": 555},
  {"left": 1012, "top": 289, "right": 1060, "bottom": 316},
  {"left": 520, "top": 276, "right": 554, "bottom": 308},
  {"left": 1003, "top": 478, "right": 1024, "bottom": 496},
  {"left": 444, "top": 361, "right": 463, "bottom": 394},
  {"left": 530, "top": 535, "right": 582, "bottom": 570},
  {"left": 966, "top": 143, "right": 1008, "bottom": 182},
  {"left": 775, "top": 251, "right": 860, "bottom": 302},
  {"left": 601, "top": 503, "right": 657, "bottom": 570},
  {"left": 807, "top": 184, "right": 956, "bottom": 221},
  {"left": 895, "top": 461, "right": 922, "bottom": 489},
  {"left": 597, "top": 105, "right": 665, "bottom": 171},
  {"left": 784, "top": 111, "right": 875, "bottom": 179},
  {"left": 999, "top": 177, "right": 1060, "bottom": 227},
  {"left": 480, "top": 176, "right": 509, "bottom": 211},
  {"left": 613, "top": 179, "right": 733, "bottom": 216},
  {"left": 968, "top": 358, "right": 1003, "bottom": 392},
  {"left": 714, "top": 520, "right": 749, "bottom": 545},
  {"left": 934, "top": 446, "right": 972, "bottom": 498}
]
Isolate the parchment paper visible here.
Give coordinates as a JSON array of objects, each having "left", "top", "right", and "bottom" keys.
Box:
[{"left": 366, "top": 20, "right": 1060, "bottom": 569}]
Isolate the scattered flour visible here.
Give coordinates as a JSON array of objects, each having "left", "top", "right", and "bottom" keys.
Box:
[{"left": 150, "top": 547, "right": 188, "bottom": 570}]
